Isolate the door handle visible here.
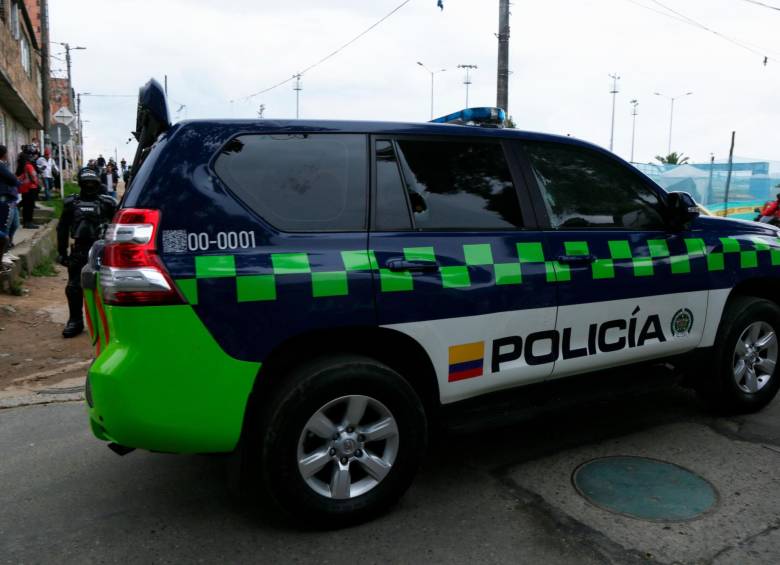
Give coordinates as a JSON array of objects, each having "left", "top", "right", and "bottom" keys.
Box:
[
  {"left": 386, "top": 259, "right": 440, "bottom": 273},
  {"left": 556, "top": 254, "right": 597, "bottom": 265}
]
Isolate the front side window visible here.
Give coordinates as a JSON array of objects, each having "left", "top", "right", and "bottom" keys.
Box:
[
  {"left": 395, "top": 139, "right": 523, "bottom": 230},
  {"left": 522, "top": 142, "right": 665, "bottom": 230},
  {"left": 214, "top": 134, "right": 368, "bottom": 232}
]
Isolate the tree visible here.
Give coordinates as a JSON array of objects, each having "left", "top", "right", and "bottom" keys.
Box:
[{"left": 655, "top": 152, "right": 690, "bottom": 165}]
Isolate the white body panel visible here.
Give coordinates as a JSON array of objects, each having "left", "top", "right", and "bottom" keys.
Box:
[
  {"left": 551, "top": 291, "right": 708, "bottom": 380},
  {"left": 700, "top": 288, "right": 731, "bottom": 347},
  {"left": 384, "top": 290, "right": 724, "bottom": 405},
  {"left": 383, "top": 307, "right": 556, "bottom": 404}
]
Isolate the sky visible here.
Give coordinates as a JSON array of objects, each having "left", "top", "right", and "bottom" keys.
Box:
[{"left": 48, "top": 0, "right": 780, "bottom": 167}]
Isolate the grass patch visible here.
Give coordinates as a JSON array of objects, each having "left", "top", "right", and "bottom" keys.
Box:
[
  {"left": 9, "top": 279, "right": 24, "bottom": 296},
  {"left": 31, "top": 256, "right": 57, "bottom": 277}
]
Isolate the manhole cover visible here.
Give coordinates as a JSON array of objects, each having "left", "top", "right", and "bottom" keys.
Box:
[{"left": 572, "top": 456, "right": 717, "bottom": 522}]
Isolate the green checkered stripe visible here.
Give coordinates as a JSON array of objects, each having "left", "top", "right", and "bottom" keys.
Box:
[{"left": 173, "top": 237, "right": 780, "bottom": 304}]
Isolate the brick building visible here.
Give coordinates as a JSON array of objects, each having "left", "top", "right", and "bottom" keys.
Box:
[
  {"left": 23, "top": 0, "right": 40, "bottom": 44},
  {"left": 0, "top": 0, "right": 43, "bottom": 165}
]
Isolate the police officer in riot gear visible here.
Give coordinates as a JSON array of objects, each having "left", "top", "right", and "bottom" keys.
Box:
[{"left": 57, "top": 167, "right": 116, "bottom": 338}]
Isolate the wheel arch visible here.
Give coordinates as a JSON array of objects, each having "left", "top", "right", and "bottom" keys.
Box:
[
  {"left": 245, "top": 326, "right": 441, "bottom": 425},
  {"left": 729, "top": 277, "right": 780, "bottom": 307}
]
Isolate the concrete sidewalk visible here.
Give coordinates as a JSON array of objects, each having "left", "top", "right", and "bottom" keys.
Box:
[{"left": 1, "top": 204, "right": 57, "bottom": 293}]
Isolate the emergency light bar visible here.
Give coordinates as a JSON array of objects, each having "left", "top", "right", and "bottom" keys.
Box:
[{"left": 430, "top": 107, "right": 506, "bottom": 127}]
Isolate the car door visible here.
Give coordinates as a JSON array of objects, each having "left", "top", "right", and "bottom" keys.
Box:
[
  {"left": 515, "top": 140, "right": 709, "bottom": 380},
  {"left": 368, "top": 135, "right": 557, "bottom": 404}
]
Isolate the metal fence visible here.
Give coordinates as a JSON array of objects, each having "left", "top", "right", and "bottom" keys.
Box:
[{"left": 634, "top": 160, "right": 780, "bottom": 220}]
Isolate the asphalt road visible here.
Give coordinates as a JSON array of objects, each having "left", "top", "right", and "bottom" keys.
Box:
[{"left": 2, "top": 384, "right": 780, "bottom": 565}]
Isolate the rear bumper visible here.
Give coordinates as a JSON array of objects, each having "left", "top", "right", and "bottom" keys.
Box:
[{"left": 86, "top": 304, "right": 261, "bottom": 453}]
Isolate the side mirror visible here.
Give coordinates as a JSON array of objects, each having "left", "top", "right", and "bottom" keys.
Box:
[{"left": 666, "top": 191, "right": 700, "bottom": 229}]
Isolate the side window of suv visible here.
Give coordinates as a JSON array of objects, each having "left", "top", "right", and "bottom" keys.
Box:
[
  {"left": 521, "top": 141, "right": 665, "bottom": 230},
  {"left": 374, "top": 140, "right": 412, "bottom": 231},
  {"left": 214, "top": 134, "right": 367, "bottom": 232},
  {"left": 394, "top": 139, "right": 524, "bottom": 230}
]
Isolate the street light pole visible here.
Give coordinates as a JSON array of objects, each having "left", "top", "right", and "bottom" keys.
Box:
[
  {"left": 630, "top": 99, "right": 639, "bottom": 163},
  {"left": 457, "top": 64, "right": 478, "bottom": 107},
  {"left": 654, "top": 91, "right": 693, "bottom": 155},
  {"left": 608, "top": 73, "right": 620, "bottom": 152},
  {"left": 293, "top": 74, "right": 302, "bottom": 119},
  {"left": 417, "top": 62, "right": 446, "bottom": 119}
]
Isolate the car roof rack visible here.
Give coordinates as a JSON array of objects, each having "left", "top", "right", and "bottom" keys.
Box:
[{"left": 430, "top": 107, "right": 506, "bottom": 127}]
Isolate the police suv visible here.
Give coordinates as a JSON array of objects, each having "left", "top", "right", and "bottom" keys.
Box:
[{"left": 83, "top": 79, "right": 780, "bottom": 526}]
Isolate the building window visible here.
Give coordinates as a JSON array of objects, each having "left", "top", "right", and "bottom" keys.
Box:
[
  {"left": 10, "top": 1, "right": 19, "bottom": 39},
  {"left": 20, "top": 34, "right": 31, "bottom": 75}
]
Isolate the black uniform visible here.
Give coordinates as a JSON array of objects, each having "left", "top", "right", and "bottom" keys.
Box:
[{"left": 57, "top": 168, "right": 116, "bottom": 338}]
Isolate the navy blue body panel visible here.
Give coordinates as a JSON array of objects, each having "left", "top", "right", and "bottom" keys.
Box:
[
  {"left": 370, "top": 231, "right": 556, "bottom": 326},
  {"left": 124, "top": 120, "right": 780, "bottom": 366}
]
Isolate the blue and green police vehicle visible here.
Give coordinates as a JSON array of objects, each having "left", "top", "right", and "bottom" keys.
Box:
[{"left": 82, "top": 79, "right": 780, "bottom": 526}]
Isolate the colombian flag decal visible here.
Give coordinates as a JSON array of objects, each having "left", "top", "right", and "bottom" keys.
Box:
[{"left": 448, "top": 341, "right": 485, "bottom": 382}]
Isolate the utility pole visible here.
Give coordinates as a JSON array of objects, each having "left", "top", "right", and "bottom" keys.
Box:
[
  {"left": 608, "top": 73, "right": 620, "bottom": 152},
  {"left": 417, "top": 62, "right": 446, "bottom": 119},
  {"left": 654, "top": 91, "right": 693, "bottom": 155},
  {"left": 293, "top": 74, "right": 302, "bottom": 119},
  {"left": 458, "top": 64, "right": 478, "bottom": 107},
  {"left": 164, "top": 75, "right": 168, "bottom": 96},
  {"left": 723, "top": 131, "right": 736, "bottom": 216},
  {"left": 76, "top": 93, "right": 83, "bottom": 165},
  {"left": 629, "top": 99, "right": 639, "bottom": 163},
  {"left": 59, "top": 43, "right": 86, "bottom": 110},
  {"left": 496, "top": 0, "right": 510, "bottom": 113},
  {"left": 706, "top": 153, "right": 715, "bottom": 205},
  {"left": 40, "top": 0, "right": 51, "bottom": 149}
]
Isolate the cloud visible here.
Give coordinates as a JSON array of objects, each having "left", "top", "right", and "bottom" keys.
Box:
[{"left": 50, "top": 0, "right": 780, "bottom": 164}]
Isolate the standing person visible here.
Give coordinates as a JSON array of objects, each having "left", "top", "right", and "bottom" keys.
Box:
[
  {"left": 96, "top": 154, "right": 106, "bottom": 174},
  {"left": 36, "top": 148, "right": 58, "bottom": 201},
  {"left": 120, "top": 157, "right": 127, "bottom": 172},
  {"left": 101, "top": 162, "right": 119, "bottom": 197},
  {"left": 0, "top": 145, "right": 20, "bottom": 267},
  {"left": 56, "top": 167, "right": 117, "bottom": 337},
  {"left": 16, "top": 149, "right": 39, "bottom": 229}
]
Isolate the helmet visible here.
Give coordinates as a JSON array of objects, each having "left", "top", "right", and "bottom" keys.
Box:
[{"left": 78, "top": 167, "right": 102, "bottom": 197}]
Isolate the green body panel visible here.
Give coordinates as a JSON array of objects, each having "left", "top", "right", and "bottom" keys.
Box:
[{"left": 88, "top": 304, "right": 261, "bottom": 453}]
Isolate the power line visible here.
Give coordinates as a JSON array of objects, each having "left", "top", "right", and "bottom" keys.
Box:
[
  {"left": 622, "top": 0, "right": 778, "bottom": 62},
  {"left": 651, "top": 0, "right": 780, "bottom": 59},
  {"left": 236, "top": 0, "right": 412, "bottom": 102},
  {"left": 738, "top": 0, "right": 780, "bottom": 12}
]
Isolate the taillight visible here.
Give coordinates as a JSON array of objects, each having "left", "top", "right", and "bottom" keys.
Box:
[{"left": 100, "top": 208, "right": 184, "bottom": 305}]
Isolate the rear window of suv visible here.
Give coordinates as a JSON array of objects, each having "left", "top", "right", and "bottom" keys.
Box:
[{"left": 214, "top": 134, "right": 368, "bottom": 232}]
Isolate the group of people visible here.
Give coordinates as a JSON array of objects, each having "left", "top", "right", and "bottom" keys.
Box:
[
  {"left": 84, "top": 155, "right": 131, "bottom": 199},
  {"left": 1, "top": 143, "right": 127, "bottom": 338},
  {"left": 1, "top": 144, "right": 45, "bottom": 268},
  {"left": 0, "top": 143, "right": 63, "bottom": 269},
  {"left": 1, "top": 143, "right": 60, "bottom": 239}
]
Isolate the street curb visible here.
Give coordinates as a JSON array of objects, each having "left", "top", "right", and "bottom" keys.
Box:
[
  {"left": 0, "top": 220, "right": 57, "bottom": 293},
  {"left": 0, "top": 389, "right": 84, "bottom": 409}
]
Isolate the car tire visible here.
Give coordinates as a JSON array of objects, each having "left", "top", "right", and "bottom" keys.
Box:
[
  {"left": 696, "top": 296, "right": 780, "bottom": 414},
  {"left": 255, "top": 354, "right": 427, "bottom": 528}
]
